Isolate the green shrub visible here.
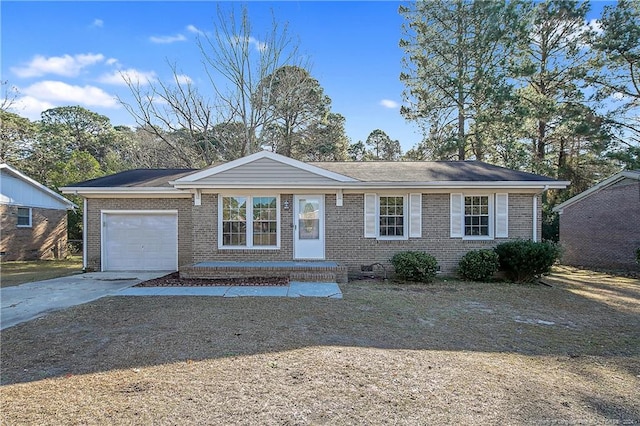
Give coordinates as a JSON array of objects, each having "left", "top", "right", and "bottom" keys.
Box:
[
  {"left": 458, "top": 249, "right": 500, "bottom": 282},
  {"left": 636, "top": 247, "right": 640, "bottom": 264},
  {"left": 391, "top": 251, "right": 438, "bottom": 283},
  {"left": 494, "top": 240, "right": 561, "bottom": 283}
]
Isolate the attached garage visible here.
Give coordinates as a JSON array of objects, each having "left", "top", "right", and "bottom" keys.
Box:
[{"left": 101, "top": 211, "right": 178, "bottom": 271}]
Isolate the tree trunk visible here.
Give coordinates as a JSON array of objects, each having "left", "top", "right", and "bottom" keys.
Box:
[{"left": 456, "top": 0, "right": 466, "bottom": 161}]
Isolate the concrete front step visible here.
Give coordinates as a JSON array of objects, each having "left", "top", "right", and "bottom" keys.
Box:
[{"left": 180, "top": 261, "right": 348, "bottom": 284}]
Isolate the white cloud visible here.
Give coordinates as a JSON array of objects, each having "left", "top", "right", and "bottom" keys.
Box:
[
  {"left": 22, "top": 80, "right": 118, "bottom": 108},
  {"left": 186, "top": 24, "right": 204, "bottom": 35},
  {"left": 149, "top": 33, "right": 187, "bottom": 44},
  {"left": 612, "top": 92, "right": 629, "bottom": 101},
  {"left": 98, "top": 69, "right": 157, "bottom": 86},
  {"left": 12, "top": 96, "right": 56, "bottom": 120},
  {"left": 380, "top": 99, "right": 400, "bottom": 109},
  {"left": 175, "top": 74, "right": 193, "bottom": 85},
  {"left": 106, "top": 58, "right": 119, "bottom": 66},
  {"left": 587, "top": 18, "right": 603, "bottom": 35},
  {"left": 231, "top": 35, "right": 268, "bottom": 52},
  {"left": 91, "top": 19, "right": 104, "bottom": 28},
  {"left": 11, "top": 53, "right": 105, "bottom": 78},
  {"left": 248, "top": 36, "right": 268, "bottom": 52}
]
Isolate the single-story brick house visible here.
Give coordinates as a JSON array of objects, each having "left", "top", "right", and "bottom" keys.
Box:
[
  {"left": 61, "top": 151, "right": 568, "bottom": 276},
  {"left": 1, "top": 163, "right": 77, "bottom": 261},
  {"left": 553, "top": 170, "right": 640, "bottom": 271}
]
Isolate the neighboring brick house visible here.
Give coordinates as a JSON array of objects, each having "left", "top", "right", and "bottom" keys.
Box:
[
  {"left": 1, "top": 164, "right": 76, "bottom": 261},
  {"left": 61, "top": 151, "right": 568, "bottom": 275},
  {"left": 554, "top": 170, "right": 640, "bottom": 271}
]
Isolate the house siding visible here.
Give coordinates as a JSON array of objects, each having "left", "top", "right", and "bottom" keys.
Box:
[
  {"left": 559, "top": 178, "right": 640, "bottom": 271},
  {"left": 195, "top": 158, "right": 341, "bottom": 185},
  {"left": 0, "top": 205, "right": 68, "bottom": 261},
  {"left": 85, "top": 198, "right": 192, "bottom": 271}
]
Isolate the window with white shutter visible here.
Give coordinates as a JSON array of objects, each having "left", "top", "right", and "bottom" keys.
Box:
[
  {"left": 450, "top": 193, "right": 463, "bottom": 238},
  {"left": 451, "top": 192, "right": 506, "bottom": 240},
  {"left": 409, "top": 193, "right": 422, "bottom": 238},
  {"left": 364, "top": 193, "right": 377, "bottom": 238},
  {"left": 364, "top": 193, "right": 421, "bottom": 240},
  {"left": 495, "top": 193, "right": 509, "bottom": 238}
]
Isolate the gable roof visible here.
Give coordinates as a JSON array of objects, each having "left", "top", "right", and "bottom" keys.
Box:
[
  {"left": 553, "top": 170, "right": 640, "bottom": 213},
  {"left": 71, "top": 169, "right": 197, "bottom": 188},
  {"left": 62, "top": 151, "right": 569, "bottom": 193},
  {"left": 172, "top": 151, "right": 357, "bottom": 186},
  {"left": 312, "top": 160, "right": 558, "bottom": 183},
  {"left": 0, "top": 163, "right": 77, "bottom": 210}
]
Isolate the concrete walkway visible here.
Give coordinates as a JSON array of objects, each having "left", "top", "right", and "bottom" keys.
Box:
[
  {"left": 1, "top": 273, "right": 342, "bottom": 330},
  {"left": 1, "top": 271, "right": 169, "bottom": 330},
  {"left": 118, "top": 281, "right": 343, "bottom": 298}
]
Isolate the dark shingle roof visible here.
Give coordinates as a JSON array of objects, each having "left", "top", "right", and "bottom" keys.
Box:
[
  {"left": 71, "top": 169, "right": 198, "bottom": 188},
  {"left": 310, "top": 160, "right": 557, "bottom": 182},
  {"left": 70, "top": 160, "right": 557, "bottom": 188}
]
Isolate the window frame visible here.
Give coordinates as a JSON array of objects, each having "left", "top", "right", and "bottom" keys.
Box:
[
  {"left": 17, "top": 207, "right": 32, "bottom": 228},
  {"left": 377, "top": 195, "right": 408, "bottom": 240},
  {"left": 463, "top": 195, "right": 491, "bottom": 238},
  {"left": 450, "top": 193, "right": 509, "bottom": 241},
  {"left": 218, "top": 194, "right": 280, "bottom": 250}
]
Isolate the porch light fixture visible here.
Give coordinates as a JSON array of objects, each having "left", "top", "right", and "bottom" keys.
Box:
[{"left": 283, "top": 200, "right": 290, "bottom": 210}]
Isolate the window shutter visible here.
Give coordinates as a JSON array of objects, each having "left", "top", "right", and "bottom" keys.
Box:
[
  {"left": 364, "top": 193, "right": 377, "bottom": 238},
  {"left": 495, "top": 193, "right": 509, "bottom": 238},
  {"left": 450, "top": 193, "right": 463, "bottom": 238},
  {"left": 409, "top": 193, "right": 422, "bottom": 238}
]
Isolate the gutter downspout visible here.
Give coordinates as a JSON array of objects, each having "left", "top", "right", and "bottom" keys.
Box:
[{"left": 533, "top": 185, "right": 549, "bottom": 242}]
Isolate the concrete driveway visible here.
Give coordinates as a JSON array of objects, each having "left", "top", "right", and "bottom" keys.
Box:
[{"left": 1, "top": 271, "right": 169, "bottom": 330}]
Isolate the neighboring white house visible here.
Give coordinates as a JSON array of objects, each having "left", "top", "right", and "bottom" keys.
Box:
[{"left": 1, "top": 164, "right": 76, "bottom": 261}]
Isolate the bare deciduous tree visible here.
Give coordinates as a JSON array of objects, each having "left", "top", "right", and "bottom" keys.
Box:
[{"left": 120, "top": 5, "right": 302, "bottom": 167}]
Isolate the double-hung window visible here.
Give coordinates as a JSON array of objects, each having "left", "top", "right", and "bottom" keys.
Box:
[
  {"left": 364, "top": 193, "right": 422, "bottom": 240},
  {"left": 17, "top": 207, "right": 32, "bottom": 227},
  {"left": 464, "top": 196, "right": 490, "bottom": 236},
  {"left": 450, "top": 193, "right": 508, "bottom": 239},
  {"left": 220, "top": 195, "right": 279, "bottom": 248},
  {"left": 379, "top": 196, "right": 405, "bottom": 237}
]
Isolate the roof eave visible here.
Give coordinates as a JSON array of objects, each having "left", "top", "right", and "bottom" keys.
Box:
[
  {"left": 60, "top": 187, "right": 191, "bottom": 197},
  {"left": 2, "top": 163, "right": 77, "bottom": 209},
  {"left": 553, "top": 171, "right": 638, "bottom": 213},
  {"left": 172, "top": 181, "right": 569, "bottom": 190}
]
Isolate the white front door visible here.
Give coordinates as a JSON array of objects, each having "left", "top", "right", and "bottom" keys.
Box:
[{"left": 293, "top": 195, "right": 324, "bottom": 259}]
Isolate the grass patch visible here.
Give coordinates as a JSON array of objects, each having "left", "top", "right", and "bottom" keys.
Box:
[
  {"left": 0, "top": 256, "right": 83, "bottom": 287},
  {"left": 1, "top": 270, "right": 639, "bottom": 424}
]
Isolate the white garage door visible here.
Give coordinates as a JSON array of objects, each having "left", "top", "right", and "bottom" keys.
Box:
[{"left": 102, "top": 211, "right": 178, "bottom": 271}]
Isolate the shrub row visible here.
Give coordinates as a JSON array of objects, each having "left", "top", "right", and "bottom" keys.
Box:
[{"left": 391, "top": 240, "right": 561, "bottom": 284}]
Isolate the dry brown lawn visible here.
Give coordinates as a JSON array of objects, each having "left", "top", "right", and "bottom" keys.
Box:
[
  {"left": 1, "top": 268, "right": 639, "bottom": 425},
  {"left": 0, "top": 256, "right": 83, "bottom": 288}
]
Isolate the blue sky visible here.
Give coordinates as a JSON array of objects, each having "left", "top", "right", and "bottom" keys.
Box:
[{"left": 1, "top": 1, "right": 614, "bottom": 152}]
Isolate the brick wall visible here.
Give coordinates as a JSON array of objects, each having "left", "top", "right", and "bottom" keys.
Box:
[
  {"left": 559, "top": 178, "right": 640, "bottom": 271},
  {"left": 325, "top": 193, "right": 537, "bottom": 275},
  {"left": 192, "top": 194, "right": 294, "bottom": 262},
  {"left": 0, "top": 205, "right": 68, "bottom": 261},
  {"left": 85, "top": 198, "right": 192, "bottom": 271},
  {"left": 85, "top": 192, "right": 539, "bottom": 276}
]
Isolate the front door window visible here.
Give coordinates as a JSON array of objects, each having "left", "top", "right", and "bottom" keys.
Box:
[
  {"left": 294, "top": 195, "right": 324, "bottom": 259},
  {"left": 299, "top": 200, "right": 320, "bottom": 240}
]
